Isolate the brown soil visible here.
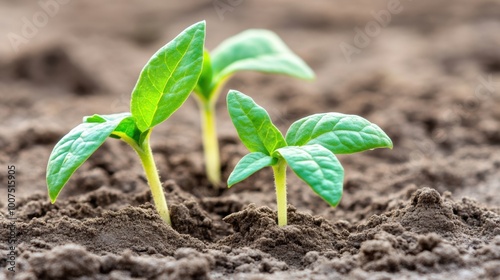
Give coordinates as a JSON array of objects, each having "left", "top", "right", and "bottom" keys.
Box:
[{"left": 1, "top": 1, "right": 500, "bottom": 279}]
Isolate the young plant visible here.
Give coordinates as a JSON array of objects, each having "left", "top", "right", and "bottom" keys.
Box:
[
  {"left": 46, "top": 21, "right": 206, "bottom": 225},
  {"left": 226, "top": 90, "right": 393, "bottom": 226},
  {"left": 193, "top": 30, "right": 315, "bottom": 185}
]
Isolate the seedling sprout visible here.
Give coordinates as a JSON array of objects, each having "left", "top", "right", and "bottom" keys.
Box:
[
  {"left": 226, "top": 90, "right": 393, "bottom": 226},
  {"left": 46, "top": 21, "right": 206, "bottom": 225}
]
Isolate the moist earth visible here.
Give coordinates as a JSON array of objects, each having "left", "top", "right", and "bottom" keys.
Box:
[{"left": 1, "top": 1, "right": 500, "bottom": 279}]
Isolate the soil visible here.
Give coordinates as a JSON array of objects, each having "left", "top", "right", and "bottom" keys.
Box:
[{"left": 1, "top": 1, "right": 500, "bottom": 279}]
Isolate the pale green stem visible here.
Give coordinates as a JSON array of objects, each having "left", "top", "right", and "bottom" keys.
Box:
[
  {"left": 194, "top": 78, "right": 229, "bottom": 186},
  {"left": 196, "top": 97, "right": 221, "bottom": 186},
  {"left": 123, "top": 131, "right": 171, "bottom": 225},
  {"left": 272, "top": 158, "right": 287, "bottom": 226}
]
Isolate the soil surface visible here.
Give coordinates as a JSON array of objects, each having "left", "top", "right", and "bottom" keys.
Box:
[{"left": 1, "top": 1, "right": 500, "bottom": 279}]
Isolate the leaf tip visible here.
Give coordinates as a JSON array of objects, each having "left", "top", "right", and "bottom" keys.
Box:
[
  {"left": 227, "top": 177, "right": 236, "bottom": 188},
  {"left": 383, "top": 135, "right": 394, "bottom": 150},
  {"left": 189, "top": 20, "right": 206, "bottom": 35},
  {"left": 328, "top": 199, "right": 341, "bottom": 208},
  {"left": 302, "top": 68, "right": 316, "bottom": 81},
  {"left": 387, "top": 141, "right": 394, "bottom": 150},
  {"left": 47, "top": 187, "right": 58, "bottom": 204},
  {"left": 226, "top": 89, "right": 242, "bottom": 103},
  {"left": 227, "top": 89, "right": 240, "bottom": 96}
]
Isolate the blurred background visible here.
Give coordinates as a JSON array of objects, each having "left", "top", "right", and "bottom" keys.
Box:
[{"left": 0, "top": 0, "right": 499, "bottom": 211}]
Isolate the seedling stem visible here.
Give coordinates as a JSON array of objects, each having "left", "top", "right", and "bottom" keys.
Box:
[
  {"left": 227, "top": 90, "right": 393, "bottom": 226},
  {"left": 273, "top": 158, "right": 287, "bottom": 226},
  {"left": 46, "top": 21, "right": 206, "bottom": 226},
  {"left": 196, "top": 95, "right": 222, "bottom": 185},
  {"left": 134, "top": 132, "right": 171, "bottom": 225}
]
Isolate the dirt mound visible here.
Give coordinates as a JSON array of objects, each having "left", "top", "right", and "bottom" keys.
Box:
[
  {"left": 0, "top": 188, "right": 206, "bottom": 257},
  {"left": 220, "top": 204, "right": 347, "bottom": 267},
  {"left": 395, "top": 188, "right": 458, "bottom": 235},
  {"left": 310, "top": 187, "right": 500, "bottom": 277}
]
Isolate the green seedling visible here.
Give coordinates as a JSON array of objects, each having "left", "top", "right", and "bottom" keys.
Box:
[
  {"left": 226, "top": 90, "right": 393, "bottom": 226},
  {"left": 193, "top": 30, "right": 315, "bottom": 185},
  {"left": 46, "top": 21, "right": 206, "bottom": 225}
]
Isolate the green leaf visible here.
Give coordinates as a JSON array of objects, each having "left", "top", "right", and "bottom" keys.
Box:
[
  {"left": 286, "top": 113, "right": 393, "bottom": 154},
  {"left": 211, "top": 29, "right": 315, "bottom": 82},
  {"left": 84, "top": 112, "right": 131, "bottom": 123},
  {"left": 276, "top": 145, "right": 344, "bottom": 207},
  {"left": 84, "top": 114, "right": 107, "bottom": 123},
  {"left": 227, "top": 90, "right": 286, "bottom": 155},
  {"left": 131, "top": 21, "right": 206, "bottom": 132},
  {"left": 228, "top": 152, "right": 277, "bottom": 187},
  {"left": 46, "top": 114, "right": 130, "bottom": 202},
  {"left": 194, "top": 49, "right": 214, "bottom": 100},
  {"left": 85, "top": 113, "right": 141, "bottom": 144},
  {"left": 110, "top": 116, "right": 142, "bottom": 143}
]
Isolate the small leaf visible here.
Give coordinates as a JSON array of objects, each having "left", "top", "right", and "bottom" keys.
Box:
[
  {"left": 111, "top": 117, "right": 142, "bottom": 144},
  {"left": 227, "top": 90, "right": 286, "bottom": 155},
  {"left": 228, "top": 152, "right": 277, "bottom": 187},
  {"left": 131, "top": 21, "right": 206, "bottom": 132},
  {"left": 84, "top": 114, "right": 107, "bottom": 123},
  {"left": 286, "top": 113, "right": 393, "bottom": 154},
  {"left": 276, "top": 145, "right": 344, "bottom": 206},
  {"left": 84, "top": 112, "right": 131, "bottom": 123},
  {"left": 195, "top": 49, "right": 214, "bottom": 100},
  {"left": 46, "top": 114, "right": 130, "bottom": 202},
  {"left": 85, "top": 113, "right": 141, "bottom": 144},
  {"left": 211, "top": 29, "right": 315, "bottom": 82}
]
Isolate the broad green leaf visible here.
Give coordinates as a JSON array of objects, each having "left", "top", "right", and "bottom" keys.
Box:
[
  {"left": 131, "top": 21, "right": 206, "bottom": 132},
  {"left": 276, "top": 145, "right": 344, "bottom": 207},
  {"left": 228, "top": 152, "right": 277, "bottom": 187},
  {"left": 47, "top": 114, "right": 131, "bottom": 202},
  {"left": 227, "top": 90, "right": 286, "bottom": 155},
  {"left": 286, "top": 113, "right": 393, "bottom": 154},
  {"left": 211, "top": 29, "right": 315, "bottom": 82}
]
